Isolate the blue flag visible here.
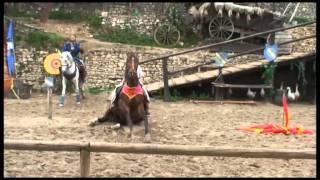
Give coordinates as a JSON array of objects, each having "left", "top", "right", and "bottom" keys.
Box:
[
  {"left": 7, "top": 19, "right": 15, "bottom": 76},
  {"left": 263, "top": 43, "right": 278, "bottom": 62}
]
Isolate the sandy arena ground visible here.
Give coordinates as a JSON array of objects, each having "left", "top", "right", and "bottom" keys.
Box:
[{"left": 4, "top": 92, "right": 316, "bottom": 177}]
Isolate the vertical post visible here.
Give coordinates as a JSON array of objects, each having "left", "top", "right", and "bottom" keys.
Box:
[
  {"left": 162, "top": 58, "right": 170, "bottom": 101},
  {"left": 48, "top": 88, "right": 52, "bottom": 119},
  {"left": 80, "top": 148, "right": 90, "bottom": 177}
]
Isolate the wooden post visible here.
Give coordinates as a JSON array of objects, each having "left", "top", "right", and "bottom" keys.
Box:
[
  {"left": 214, "top": 68, "right": 224, "bottom": 101},
  {"left": 48, "top": 88, "right": 52, "bottom": 119},
  {"left": 162, "top": 58, "right": 170, "bottom": 102},
  {"left": 80, "top": 148, "right": 90, "bottom": 177}
]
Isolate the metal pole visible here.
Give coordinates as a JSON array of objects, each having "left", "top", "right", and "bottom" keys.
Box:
[{"left": 289, "top": 3, "right": 300, "bottom": 23}]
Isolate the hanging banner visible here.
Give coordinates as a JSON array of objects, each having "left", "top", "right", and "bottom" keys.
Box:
[
  {"left": 214, "top": 52, "right": 229, "bottom": 67},
  {"left": 264, "top": 43, "right": 278, "bottom": 62},
  {"left": 6, "top": 19, "right": 15, "bottom": 76}
]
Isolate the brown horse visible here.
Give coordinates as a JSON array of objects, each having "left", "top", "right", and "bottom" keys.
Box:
[{"left": 90, "top": 53, "right": 151, "bottom": 143}]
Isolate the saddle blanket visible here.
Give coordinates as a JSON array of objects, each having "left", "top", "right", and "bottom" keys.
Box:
[{"left": 121, "top": 84, "right": 144, "bottom": 100}]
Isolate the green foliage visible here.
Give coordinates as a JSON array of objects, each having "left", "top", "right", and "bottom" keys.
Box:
[
  {"left": 86, "top": 87, "right": 112, "bottom": 94},
  {"left": 198, "top": 92, "right": 209, "bottom": 100},
  {"left": 49, "top": 10, "right": 87, "bottom": 22},
  {"left": 94, "top": 27, "right": 154, "bottom": 46},
  {"left": 171, "top": 89, "right": 183, "bottom": 101},
  {"left": 290, "top": 62, "right": 307, "bottom": 85},
  {"left": 87, "top": 15, "right": 103, "bottom": 29},
  {"left": 284, "top": 16, "right": 311, "bottom": 24},
  {"left": 6, "top": 8, "right": 39, "bottom": 18},
  {"left": 49, "top": 10, "right": 102, "bottom": 29},
  {"left": 25, "top": 31, "right": 65, "bottom": 50},
  {"left": 262, "top": 62, "right": 277, "bottom": 85}
]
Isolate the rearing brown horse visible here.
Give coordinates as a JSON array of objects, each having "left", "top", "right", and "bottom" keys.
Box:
[{"left": 90, "top": 53, "right": 151, "bottom": 143}]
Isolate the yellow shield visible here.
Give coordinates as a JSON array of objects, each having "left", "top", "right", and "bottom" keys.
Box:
[{"left": 44, "top": 53, "right": 61, "bottom": 75}]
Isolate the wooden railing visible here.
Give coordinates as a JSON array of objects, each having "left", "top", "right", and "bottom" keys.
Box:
[
  {"left": 4, "top": 139, "right": 316, "bottom": 177},
  {"left": 139, "top": 21, "right": 316, "bottom": 101}
]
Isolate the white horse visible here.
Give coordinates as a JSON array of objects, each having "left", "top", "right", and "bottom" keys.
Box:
[{"left": 59, "top": 51, "right": 85, "bottom": 107}]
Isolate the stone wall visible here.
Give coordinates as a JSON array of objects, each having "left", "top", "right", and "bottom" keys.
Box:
[
  {"left": 15, "top": 46, "right": 216, "bottom": 89},
  {"left": 100, "top": 3, "right": 183, "bottom": 36}
]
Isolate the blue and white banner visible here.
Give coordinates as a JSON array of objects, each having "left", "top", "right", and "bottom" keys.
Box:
[
  {"left": 264, "top": 43, "right": 278, "bottom": 62},
  {"left": 7, "top": 19, "right": 16, "bottom": 76},
  {"left": 214, "top": 52, "right": 229, "bottom": 67}
]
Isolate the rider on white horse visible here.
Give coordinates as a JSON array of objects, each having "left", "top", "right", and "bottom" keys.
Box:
[
  {"left": 62, "top": 33, "right": 86, "bottom": 83},
  {"left": 63, "top": 34, "right": 84, "bottom": 67},
  {"left": 111, "top": 65, "right": 150, "bottom": 115}
]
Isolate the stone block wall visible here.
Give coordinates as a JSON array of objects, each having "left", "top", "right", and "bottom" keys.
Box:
[{"left": 14, "top": 46, "right": 215, "bottom": 89}]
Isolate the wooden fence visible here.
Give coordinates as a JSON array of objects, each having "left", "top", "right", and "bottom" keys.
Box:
[{"left": 4, "top": 139, "right": 316, "bottom": 177}]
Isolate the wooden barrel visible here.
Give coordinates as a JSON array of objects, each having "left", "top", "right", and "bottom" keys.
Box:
[{"left": 275, "top": 31, "right": 293, "bottom": 55}]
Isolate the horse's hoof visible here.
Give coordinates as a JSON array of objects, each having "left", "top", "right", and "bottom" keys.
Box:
[
  {"left": 128, "top": 133, "right": 133, "bottom": 139},
  {"left": 89, "top": 118, "right": 99, "bottom": 127},
  {"left": 144, "top": 133, "right": 152, "bottom": 143},
  {"left": 76, "top": 102, "right": 81, "bottom": 105},
  {"left": 111, "top": 123, "right": 121, "bottom": 130},
  {"left": 89, "top": 121, "right": 97, "bottom": 127},
  {"left": 59, "top": 104, "right": 64, "bottom": 107}
]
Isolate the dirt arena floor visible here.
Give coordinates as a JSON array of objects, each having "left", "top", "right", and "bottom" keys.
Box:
[{"left": 4, "top": 92, "right": 316, "bottom": 177}]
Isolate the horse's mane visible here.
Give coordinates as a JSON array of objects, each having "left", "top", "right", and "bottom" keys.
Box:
[
  {"left": 61, "top": 51, "right": 73, "bottom": 63},
  {"left": 124, "top": 53, "right": 139, "bottom": 79}
]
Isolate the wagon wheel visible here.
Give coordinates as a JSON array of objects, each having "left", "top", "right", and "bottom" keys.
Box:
[
  {"left": 154, "top": 24, "right": 180, "bottom": 46},
  {"left": 209, "top": 16, "right": 234, "bottom": 41}
]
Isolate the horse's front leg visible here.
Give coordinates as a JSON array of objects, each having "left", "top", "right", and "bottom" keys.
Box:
[
  {"left": 59, "top": 77, "right": 66, "bottom": 107},
  {"left": 123, "top": 106, "right": 133, "bottom": 138},
  {"left": 80, "top": 82, "right": 85, "bottom": 99},
  {"left": 73, "top": 78, "right": 80, "bottom": 105}
]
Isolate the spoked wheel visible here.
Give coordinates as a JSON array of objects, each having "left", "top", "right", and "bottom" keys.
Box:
[
  {"left": 154, "top": 24, "right": 181, "bottom": 46},
  {"left": 209, "top": 16, "right": 234, "bottom": 42}
]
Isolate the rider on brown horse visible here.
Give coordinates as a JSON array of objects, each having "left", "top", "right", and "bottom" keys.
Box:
[
  {"left": 62, "top": 33, "right": 86, "bottom": 83},
  {"left": 110, "top": 57, "right": 150, "bottom": 115}
]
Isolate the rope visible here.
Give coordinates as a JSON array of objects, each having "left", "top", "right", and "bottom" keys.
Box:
[{"left": 10, "top": 79, "right": 20, "bottom": 100}]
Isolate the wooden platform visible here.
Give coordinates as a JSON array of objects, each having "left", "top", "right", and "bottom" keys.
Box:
[{"left": 145, "top": 53, "right": 312, "bottom": 93}]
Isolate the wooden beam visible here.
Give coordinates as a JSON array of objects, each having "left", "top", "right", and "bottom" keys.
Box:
[
  {"left": 211, "top": 83, "right": 273, "bottom": 89},
  {"left": 4, "top": 140, "right": 87, "bottom": 151},
  {"left": 4, "top": 140, "right": 316, "bottom": 160},
  {"left": 190, "top": 100, "right": 256, "bottom": 104}
]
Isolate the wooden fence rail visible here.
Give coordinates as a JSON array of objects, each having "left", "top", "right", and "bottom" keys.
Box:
[{"left": 4, "top": 139, "right": 316, "bottom": 177}]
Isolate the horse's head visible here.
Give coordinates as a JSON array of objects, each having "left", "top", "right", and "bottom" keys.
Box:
[
  {"left": 60, "top": 51, "right": 74, "bottom": 73},
  {"left": 125, "top": 53, "right": 139, "bottom": 86}
]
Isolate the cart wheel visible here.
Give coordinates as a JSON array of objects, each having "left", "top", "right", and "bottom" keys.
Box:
[
  {"left": 209, "top": 16, "right": 234, "bottom": 41},
  {"left": 154, "top": 24, "right": 180, "bottom": 46}
]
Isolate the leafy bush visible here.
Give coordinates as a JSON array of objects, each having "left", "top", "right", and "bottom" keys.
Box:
[
  {"left": 6, "top": 8, "right": 39, "bottom": 18},
  {"left": 49, "top": 10, "right": 87, "bottom": 22},
  {"left": 25, "top": 31, "right": 65, "bottom": 49},
  {"left": 94, "top": 27, "right": 154, "bottom": 46},
  {"left": 49, "top": 10, "right": 102, "bottom": 29},
  {"left": 87, "top": 15, "right": 103, "bottom": 29}
]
